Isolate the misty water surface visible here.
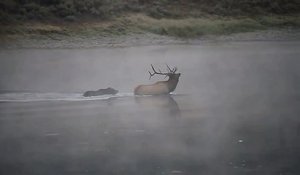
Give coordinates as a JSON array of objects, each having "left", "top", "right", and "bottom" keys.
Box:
[{"left": 0, "top": 41, "right": 300, "bottom": 175}]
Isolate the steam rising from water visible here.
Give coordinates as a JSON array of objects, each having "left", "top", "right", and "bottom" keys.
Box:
[{"left": 0, "top": 41, "right": 300, "bottom": 174}]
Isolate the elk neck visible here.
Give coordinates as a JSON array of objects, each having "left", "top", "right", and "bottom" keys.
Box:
[{"left": 166, "top": 74, "right": 180, "bottom": 92}]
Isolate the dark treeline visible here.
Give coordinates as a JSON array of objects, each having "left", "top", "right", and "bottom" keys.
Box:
[{"left": 1, "top": 0, "right": 299, "bottom": 22}]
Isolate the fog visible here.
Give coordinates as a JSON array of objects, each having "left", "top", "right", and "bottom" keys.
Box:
[
  {"left": 0, "top": 41, "right": 300, "bottom": 174},
  {"left": 1, "top": 41, "right": 299, "bottom": 94}
]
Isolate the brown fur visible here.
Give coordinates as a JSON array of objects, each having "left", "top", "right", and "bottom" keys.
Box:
[{"left": 134, "top": 73, "right": 180, "bottom": 95}]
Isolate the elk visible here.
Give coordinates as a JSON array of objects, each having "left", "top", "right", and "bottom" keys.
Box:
[{"left": 134, "top": 64, "right": 181, "bottom": 95}]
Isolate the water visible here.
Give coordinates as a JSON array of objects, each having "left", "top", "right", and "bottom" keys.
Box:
[
  {"left": 0, "top": 41, "right": 300, "bottom": 175},
  {"left": 0, "top": 92, "right": 134, "bottom": 102}
]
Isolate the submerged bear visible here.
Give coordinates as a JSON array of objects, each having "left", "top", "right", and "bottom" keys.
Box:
[{"left": 83, "top": 87, "right": 118, "bottom": 97}]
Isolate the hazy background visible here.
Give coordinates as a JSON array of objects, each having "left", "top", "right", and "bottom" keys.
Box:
[
  {"left": 0, "top": 41, "right": 300, "bottom": 174},
  {"left": 1, "top": 41, "right": 300, "bottom": 94}
]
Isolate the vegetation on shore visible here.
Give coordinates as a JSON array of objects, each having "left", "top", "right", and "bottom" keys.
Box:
[{"left": 1, "top": 0, "right": 300, "bottom": 39}]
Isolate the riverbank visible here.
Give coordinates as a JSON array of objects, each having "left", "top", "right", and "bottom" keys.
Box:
[
  {"left": 1, "top": 28, "right": 300, "bottom": 49},
  {"left": 1, "top": 14, "right": 300, "bottom": 49}
]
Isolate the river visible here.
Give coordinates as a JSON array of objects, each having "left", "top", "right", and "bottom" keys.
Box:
[{"left": 0, "top": 41, "right": 300, "bottom": 174}]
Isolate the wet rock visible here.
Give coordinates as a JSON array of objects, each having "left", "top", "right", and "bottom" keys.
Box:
[{"left": 83, "top": 87, "right": 118, "bottom": 97}]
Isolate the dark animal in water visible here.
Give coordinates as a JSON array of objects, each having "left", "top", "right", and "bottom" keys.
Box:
[{"left": 83, "top": 87, "right": 118, "bottom": 97}]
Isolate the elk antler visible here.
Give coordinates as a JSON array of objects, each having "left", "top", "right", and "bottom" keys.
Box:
[
  {"left": 149, "top": 64, "right": 177, "bottom": 79},
  {"left": 166, "top": 64, "right": 177, "bottom": 73}
]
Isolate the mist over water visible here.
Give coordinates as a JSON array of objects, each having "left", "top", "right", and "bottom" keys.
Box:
[
  {"left": 0, "top": 41, "right": 298, "bottom": 94},
  {"left": 0, "top": 41, "right": 300, "bottom": 175}
]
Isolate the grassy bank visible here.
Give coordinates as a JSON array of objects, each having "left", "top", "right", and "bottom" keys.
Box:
[
  {"left": 1, "top": 1, "right": 300, "bottom": 40},
  {"left": 1, "top": 0, "right": 299, "bottom": 22},
  {"left": 132, "top": 14, "right": 300, "bottom": 37},
  {"left": 1, "top": 13, "right": 300, "bottom": 40}
]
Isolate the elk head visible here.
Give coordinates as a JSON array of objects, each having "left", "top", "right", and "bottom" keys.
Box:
[{"left": 134, "top": 64, "right": 181, "bottom": 95}]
